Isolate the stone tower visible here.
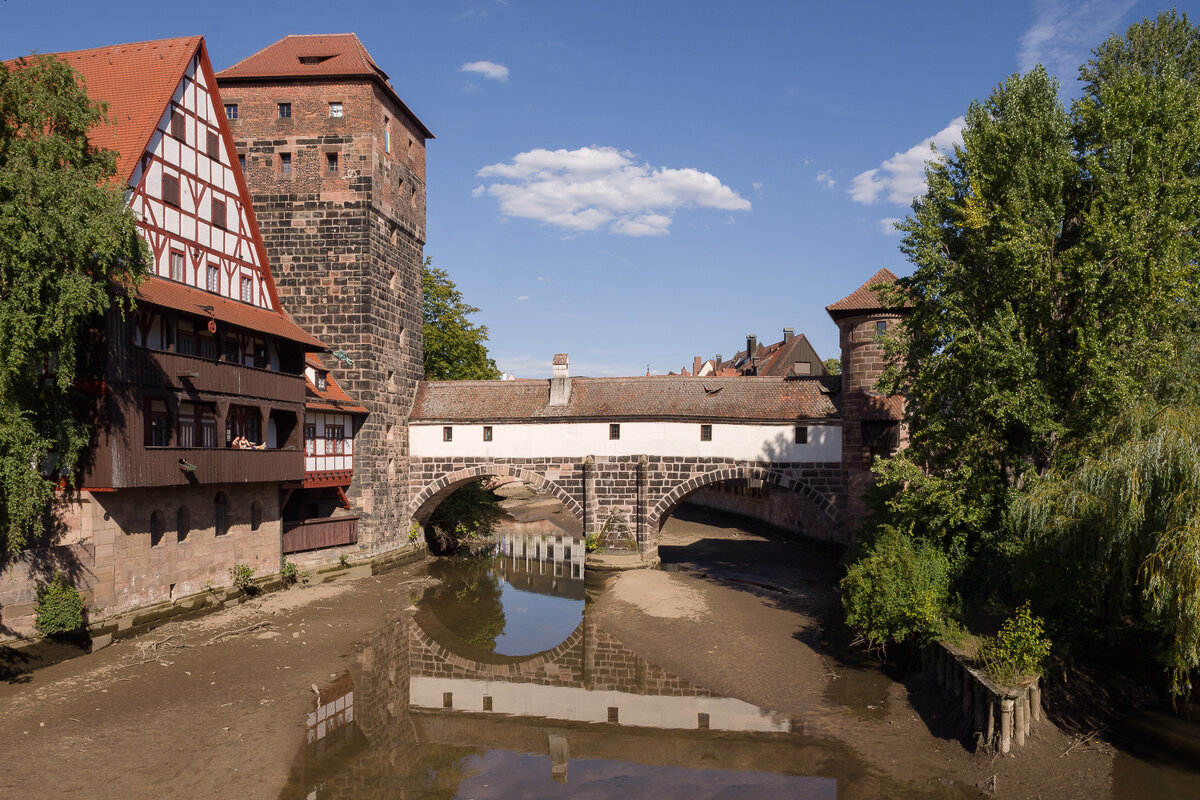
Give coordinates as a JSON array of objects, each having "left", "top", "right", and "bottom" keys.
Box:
[
  {"left": 216, "top": 34, "right": 432, "bottom": 550},
  {"left": 826, "top": 268, "right": 907, "bottom": 536}
]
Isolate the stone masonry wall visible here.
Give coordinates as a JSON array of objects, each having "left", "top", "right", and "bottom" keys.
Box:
[{"left": 220, "top": 77, "right": 427, "bottom": 551}]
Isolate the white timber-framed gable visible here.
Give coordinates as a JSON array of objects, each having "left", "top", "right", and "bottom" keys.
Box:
[{"left": 126, "top": 50, "right": 276, "bottom": 312}]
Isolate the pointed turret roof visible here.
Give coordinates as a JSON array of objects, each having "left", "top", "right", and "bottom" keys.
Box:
[{"left": 826, "top": 268, "right": 905, "bottom": 319}]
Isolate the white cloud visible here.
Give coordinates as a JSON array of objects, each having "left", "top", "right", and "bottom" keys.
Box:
[
  {"left": 475, "top": 146, "right": 750, "bottom": 236},
  {"left": 461, "top": 60, "right": 509, "bottom": 81},
  {"left": 849, "top": 117, "right": 964, "bottom": 205},
  {"left": 816, "top": 170, "right": 836, "bottom": 188},
  {"left": 1018, "top": 0, "right": 1137, "bottom": 82},
  {"left": 752, "top": 181, "right": 764, "bottom": 191},
  {"left": 515, "top": 295, "right": 529, "bottom": 302},
  {"left": 536, "top": 276, "right": 552, "bottom": 282},
  {"left": 878, "top": 218, "right": 902, "bottom": 236}
]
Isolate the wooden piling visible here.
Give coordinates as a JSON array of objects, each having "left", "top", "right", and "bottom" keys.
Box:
[
  {"left": 984, "top": 694, "right": 995, "bottom": 745},
  {"left": 1000, "top": 698, "right": 1014, "bottom": 754},
  {"left": 1014, "top": 694, "right": 1027, "bottom": 747},
  {"left": 1030, "top": 680, "right": 1042, "bottom": 723}
]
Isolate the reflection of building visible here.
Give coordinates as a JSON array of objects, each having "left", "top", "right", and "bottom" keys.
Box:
[{"left": 495, "top": 524, "right": 586, "bottom": 588}]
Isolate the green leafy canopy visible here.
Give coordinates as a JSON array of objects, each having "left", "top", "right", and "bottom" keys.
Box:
[{"left": 422, "top": 257, "right": 501, "bottom": 381}]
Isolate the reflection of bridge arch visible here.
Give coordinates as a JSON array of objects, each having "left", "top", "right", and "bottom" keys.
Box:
[
  {"left": 410, "top": 610, "right": 586, "bottom": 679},
  {"left": 409, "top": 464, "right": 584, "bottom": 528},
  {"left": 650, "top": 464, "right": 838, "bottom": 533}
]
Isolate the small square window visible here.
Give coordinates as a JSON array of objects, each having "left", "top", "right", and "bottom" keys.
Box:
[
  {"left": 225, "top": 104, "right": 238, "bottom": 120},
  {"left": 328, "top": 102, "right": 343, "bottom": 118},
  {"left": 171, "top": 110, "right": 185, "bottom": 140},
  {"left": 162, "top": 173, "right": 180, "bottom": 207},
  {"left": 237, "top": 153, "right": 246, "bottom": 172},
  {"left": 795, "top": 425, "right": 808, "bottom": 444},
  {"left": 609, "top": 424, "right": 620, "bottom": 440},
  {"left": 482, "top": 695, "right": 493, "bottom": 711},
  {"left": 206, "top": 130, "right": 219, "bottom": 159},
  {"left": 170, "top": 250, "right": 184, "bottom": 282},
  {"left": 700, "top": 424, "right": 712, "bottom": 441},
  {"left": 442, "top": 692, "right": 453, "bottom": 708},
  {"left": 326, "top": 152, "right": 338, "bottom": 173},
  {"left": 207, "top": 264, "right": 219, "bottom": 293},
  {"left": 483, "top": 426, "right": 493, "bottom": 442},
  {"left": 607, "top": 706, "right": 619, "bottom": 723},
  {"left": 280, "top": 153, "right": 291, "bottom": 174},
  {"left": 876, "top": 320, "right": 887, "bottom": 335},
  {"left": 443, "top": 426, "right": 453, "bottom": 442},
  {"left": 278, "top": 102, "right": 291, "bottom": 119},
  {"left": 240, "top": 276, "right": 253, "bottom": 303},
  {"left": 316, "top": 373, "right": 327, "bottom": 391},
  {"left": 211, "top": 198, "right": 226, "bottom": 229}
]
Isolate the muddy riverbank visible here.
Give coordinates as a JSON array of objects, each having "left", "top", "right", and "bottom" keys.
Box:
[{"left": 0, "top": 502, "right": 1139, "bottom": 799}]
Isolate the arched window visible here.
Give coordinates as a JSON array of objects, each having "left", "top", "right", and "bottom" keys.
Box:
[
  {"left": 250, "top": 501, "right": 262, "bottom": 532},
  {"left": 214, "top": 492, "right": 229, "bottom": 536},
  {"left": 150, "top": 511, "right": 163, "bottom": 547},
  {"left": 177, "top": 506, "right": 190, "bottom": 542}
]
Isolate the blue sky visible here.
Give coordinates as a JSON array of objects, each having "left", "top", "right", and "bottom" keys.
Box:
[{"left": 2, "top": 1, "right": 1185, "bottom": 377}]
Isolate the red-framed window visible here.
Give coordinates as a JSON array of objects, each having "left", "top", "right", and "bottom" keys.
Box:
[
  {"left": 325, "top": 425, "right": 345, "bottom": 455},
  {"left": 304, "top": 424, "right": 317, "bottom": 456}
]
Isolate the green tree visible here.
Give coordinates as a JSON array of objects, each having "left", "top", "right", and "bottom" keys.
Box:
[
  {"left": 822, "top": 357, "right": 840, "bottom": 375},
  {"left": 0, "top": 55, "right": 147, "bottom": 555},
  {"left": 422, "top": 258, "right": 501, "bottom": 380}
]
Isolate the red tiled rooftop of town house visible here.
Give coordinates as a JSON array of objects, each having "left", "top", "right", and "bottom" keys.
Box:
[
  {"left": 304, "top": 354, "right": 367, "bottom": 413},
  {"left": 9, "top": 36, "right": 203, "bottom": 183},
  {"left": 216, "top": 34, "right": 433, "bottom": 138},
  {"left": 412, "top": 376, "right": 840, "bottom": 423},
  {"left": 825, "top": 268, "right": 905, "bottom": 315}
]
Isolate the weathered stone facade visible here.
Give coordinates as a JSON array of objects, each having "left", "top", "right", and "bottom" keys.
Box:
[
  {"left": 218, "top": 45, "right": 430, "bottom": 551},
  {"left": 407, "top": 455, "right": 843, "bottom": 553}
]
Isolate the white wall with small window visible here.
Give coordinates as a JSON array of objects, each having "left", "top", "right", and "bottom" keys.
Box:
[
  {"left": 304, "top": 412, "right": 355, "bottom": 473},
  {"left": 412, "top": 421, "right": 841, "bottom": 461}
]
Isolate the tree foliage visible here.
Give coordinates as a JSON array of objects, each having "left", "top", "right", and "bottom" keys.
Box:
[
  {"left": 848, "top": 13, "right": 1200, "bottom": 693},
  {"left": 422, "top": 258, "right": 501, "bottom": 381},
  {"left": 0, "top": 56, "right": 147, "bottom": 554}
]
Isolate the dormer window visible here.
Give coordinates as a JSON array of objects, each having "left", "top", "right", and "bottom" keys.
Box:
[
  {"left": 316, "top": 372, "right": 327, "bottom": 391},
  {"left": 298, "top": 55, "right": 334, "bottom": 65}
]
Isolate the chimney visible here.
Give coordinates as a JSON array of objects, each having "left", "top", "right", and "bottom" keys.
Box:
[
  {"left": 783, "top": 327, "right": 794, "bottom": 342},
  {"left": 693, "top": 356, "right": 702, "bottom": 376},
  {"left": 746, "top": 334, "right": 757, "bottom": 356},
  {"left": 550, "top": 353, "right": 570, "bottom": 406}
]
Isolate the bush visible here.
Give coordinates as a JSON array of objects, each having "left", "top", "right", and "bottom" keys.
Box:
[
  {"left": 976, "top": 602, "right": 1051, "bottom": 686},
  {"left": 229, "top": 563, "right": 258, "bottom": 594},
  {"left": 841, "top": 526, "right": 951, "bottom": 651},
  {"left": 34, "top": 573, "right": 85, "bottom": 637},
  {"left": 279, "top": 558, "right": 309, "bottom": 587}
]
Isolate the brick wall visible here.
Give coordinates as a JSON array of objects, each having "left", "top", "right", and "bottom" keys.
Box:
[{"left": 220, "top": 77, "right": 427, "bottom": 550}]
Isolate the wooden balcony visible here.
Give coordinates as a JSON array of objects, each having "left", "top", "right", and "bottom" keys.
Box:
[
  {"left": 119, "top": 347, "right": 305, "bottom": 403},
  {"left": 282, "top": 515, "right": 359, "bottom": 554},
  {"left": 110, "top": 446, "right": 304, "bottom": 488}
]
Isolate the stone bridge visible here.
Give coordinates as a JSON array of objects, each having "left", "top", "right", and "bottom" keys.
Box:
[{"left": 407, "top": 363, "right": 848, "bottom": 566}]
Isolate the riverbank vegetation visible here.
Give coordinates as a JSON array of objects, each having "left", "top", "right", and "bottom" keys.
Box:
[{"left": 842, "top": 11, "right": 1200, "bottom": 697}]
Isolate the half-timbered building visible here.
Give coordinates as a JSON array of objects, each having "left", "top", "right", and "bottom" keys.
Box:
[{"left": 1, "top": 36, "right": 329, "bottom": 632}]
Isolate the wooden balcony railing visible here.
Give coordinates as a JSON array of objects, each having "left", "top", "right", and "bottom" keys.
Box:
[
  {"left": 118, "top": 347, "right": 305, "bottom": 403},
  {"left": 110, "top": 446, "right": 304, "bottom": 488},
  {"left": 282, "top": 515, "right": 359, "bottom": 554}
]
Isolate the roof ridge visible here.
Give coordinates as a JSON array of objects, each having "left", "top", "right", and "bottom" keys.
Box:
[{"left": 19, "top": 35, "right": 202, "bottom": 61}]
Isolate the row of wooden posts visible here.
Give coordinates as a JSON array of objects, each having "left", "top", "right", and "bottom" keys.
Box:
[{"left": 922, "top": 643, "right": 1042, "bottom": 754}]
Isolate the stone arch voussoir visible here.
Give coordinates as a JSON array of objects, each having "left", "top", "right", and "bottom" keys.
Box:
[
  {"left": 409, "top": 461, "right": 584, "bottom": 527},
  {"left": 649, "top": 463, "right": 838, "bottom": 532}
]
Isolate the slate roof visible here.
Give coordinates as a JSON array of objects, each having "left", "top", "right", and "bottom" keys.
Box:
[
  {"left": 216, "top": 34, "right": 433, "bottom": 138},
  {"left": 304, "top": 355, "right": 367, "bottom": 413},
  {"left": 130, "top": 276, "right": 325, "bottom": 349},
  {"left": 412, "top": 376, "right": 841, "bottom": 423},
  {"left": 826, "top": 268, "right": 905, "bottom": 317},
  {"left": 11, "top": 36, "right": 203, "bottom": 184}
]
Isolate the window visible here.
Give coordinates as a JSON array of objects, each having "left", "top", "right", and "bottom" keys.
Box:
[
  {"left": 150, "top": 511, "right": 163, "bottom": 547},
  {"left": 278, "top": 102, "right": 291, "bottom": 118},
  {"left": 163, "top": 173, "right": 180, "bottom": 207},
  {"left": 237, "top": 153, "right": 246, "bottom": 172},
  {"left": 328, "top": 101, "right": 343, "bottom": 117},
  {"left": 211, "top": 198, "right": 226, "bottom": 229},
  {"left": 609, "top": 423, "right": 620, "bottom": 440},
  {"left": 198, "top": 333, "right": 217, "bottom": 360},
  {"left": 206, "top": 130, "right": 219, "bottom": 159},
  {"left": 147, "top": 399, "right": 170, "bottom": 446},
  {"left": 224, "top": 336, "right": 242, "bottom": 364},
  {"left": 876, "top": 320, "right": 887, "bottom": 335},
  {"left": 178, "top": 402, "right": 198, "bottom": 447},
  {"left": 304, "top": 424, "right": 317, "bottom": 456},
  {"left": 700, "top": 424, "right": 712, "bottom": 441},
  {"left": 325, "top": 425, "right": 344, "bottom": 455},
  {"left": 200, "top": 408, "right": 217, "bottom": 448},
  {"left": 280, "top": 152, "right": 291, "bottom": 174},
  {"left": 483, "top": 426, "right": 493, "bottom": 442},
  {"left": 240, "top": 276, "right": 253, "bottom": 303},
  {"left": 176, "top": 324, "right": 196, "bottom": 356},
  {"left": 176, "top": 506, "right": 190, "bottom": 542},
  {"left": 214, "top": 492, "right": 228, "bottom": 536},
  {"left": 384, "top": 117, "right": 391, "bottom": 154},
  {"left": 207, "top": 264, "right": 220, "bottom": 293},
  {"left": 326, "top": 152, "right": 338, "bottom": 173},
  {"left": 224, "top": 103, "right": 238, "bottom": 120},
  {"left": 171, "top": 110, "right": 185, "bottom": 140},
  {"left": 252, "top": 339, "right": 267, "bottom": 369},
  {"left": 443, "top": 426, "right": 453, "bottom": 442},
  {"left": 170, "top": 250, "right": 185, "bottom": 282},
  {"left": 795, "top": 425, "right": 808, "bottom": 444},
  {"left": 316, "top": 372, "right": 327, "bottom": 390}
]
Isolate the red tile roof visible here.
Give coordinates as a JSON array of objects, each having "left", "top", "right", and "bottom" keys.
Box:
[
  {"left": 130, "top": 276, "right": 325, "bottom": 349},
  {"left": 826, "top": 268, "right": 905, "bottom": 317},
  {"left": 304, "top": 354, "right": 367, "bottom": 413},
  {"left": 13, "top": 37, "right": 204, "bottom": 185},
  {"left": 216, "top": 34, "right": 433, "bottom": 139},
  {"left": 411, "top": 376, "right": 840, "bottom": 423}
]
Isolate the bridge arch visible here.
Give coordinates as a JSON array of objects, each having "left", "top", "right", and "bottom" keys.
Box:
[
  {"left": 410, "top": 611, "right": 586, "bottom": 678},
  {"left": 649, "top": 464, "right": 839, "bottom": 535},
  {"left": 409, "top": 463, "right": 584, "bottom": 528}
]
